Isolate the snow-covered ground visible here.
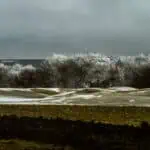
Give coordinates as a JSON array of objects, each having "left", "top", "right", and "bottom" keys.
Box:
[
  {"left": 0, "top": 97, "right": 38, "bottom": 104},
  {"left": 0, "top": 88, "right": 60, "bottom": 92},
  {"left": 0, "top": 87, "right": 149, "bottom": 106},
  {"left": 109, "top": 87, "right": 137, "bottom": 92}
]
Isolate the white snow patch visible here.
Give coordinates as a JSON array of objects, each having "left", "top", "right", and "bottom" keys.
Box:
[
  {"left": 33, "top": 88, "right": 61, "bottom": 93},
  {"left": 52, "top": 91, "right": 75, "bottom": 97},
  {"left": 110, "top": 87, "right": 137, "bottom": 92},
  {"left": 70, "top": 94, "right": 95, "bottom": 100},
  {"left": 0, "top": 88, "right": 61, "bottom": 93},
  {"left": 47, "top": 88, "right": 60, "bottom": 93},
  {"left": 129, "top": 99, "right": 135, "bottom": 103},
  {"left": 97, "top": 95, "right": 103, "bottom": 98},
  {"left": 0, "top": 88, "right": 31, "bottom": 92},
  {"left": 0, "top": 96, "right": 36, "bottom": 102}
]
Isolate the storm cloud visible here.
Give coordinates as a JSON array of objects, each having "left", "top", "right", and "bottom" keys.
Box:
[{"left": 0, "top": 0, "right": 150, "bottom": 58}]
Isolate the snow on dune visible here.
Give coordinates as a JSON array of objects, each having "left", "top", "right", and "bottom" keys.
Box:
[
  {"left": 47, "top": 88, "right": 60, "bottom": 92},
  {"left": 0, "top": 90, "right": 76, "bottom": 104},
  {"left": 0, "top": 87, "right": 138, "bottom": 93},
  {"left": 0, "top": 88, "right": 61, "bottom": 93},
  {"left": 0, "top": 88, "right": 31, "bottom": 92},
  {"left": 109, "top": 87, "right": 137, "bottom": 92},
  {"left": 70, "top": 94, "right": 96, "bottom": 100},
  {"left": 0, "top": 96, "right": 35, "bottom": 102},
  {"left": 35, "top": 88, "right": 61, "bottom": 93},
  {"left": 129, "top": 99, "right": 135, "bottom": 103},
  {"left": 0, "top": 87, "right": 149, "bottom": 106},
  {"left": 51, "top": 91, "right": 76, "bottom": 97}
]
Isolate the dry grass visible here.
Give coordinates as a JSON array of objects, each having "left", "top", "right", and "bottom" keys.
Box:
[{"left": 0, "top": 105, "right": 150, "bottom": 126}]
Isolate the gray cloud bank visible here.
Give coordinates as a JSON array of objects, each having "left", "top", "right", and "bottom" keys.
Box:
[{"left": 0, "top": 0, "right": 150, "bottom": 58}]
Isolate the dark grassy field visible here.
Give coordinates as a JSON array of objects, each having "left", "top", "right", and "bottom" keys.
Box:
[
  {"left": 0, "top": 139, "right": 63, "bottom": 150},
  {"left": 0, "top": 105, "right": 149, "bottom": 149},
  {"left": 0, "top": 115, "right": 149, "bottom": 150},
  {"left": 0, "top": 105, "right": 150, "bottom": 126}
]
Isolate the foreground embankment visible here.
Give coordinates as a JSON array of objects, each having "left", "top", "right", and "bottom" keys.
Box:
[
  {"left": 0, "top": 105, "right": 150, "bottom": 126},
  {"left": 0, "top": 115, "right": 149, "bottom": 150},
  {"left": 0, "top": 105, "right": 149, "bottom": 149}
]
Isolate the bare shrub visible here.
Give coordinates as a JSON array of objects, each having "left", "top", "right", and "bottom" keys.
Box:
[
  {"left": 1, "top": 53, "right": 150, "bottom": 88},
  {"left": 36, "top": 60, "right": 57, "bottom": 87},
  {"left": 0, "top": 63, "right": 9, "bottom": 87},
  {"left": 131, "top": 64, "right": 150, "bottom": 88}
]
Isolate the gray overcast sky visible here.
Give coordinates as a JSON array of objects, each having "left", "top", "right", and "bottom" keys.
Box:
[{"left": 0, "top": 0, "right": 150, "bottom": 58}]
